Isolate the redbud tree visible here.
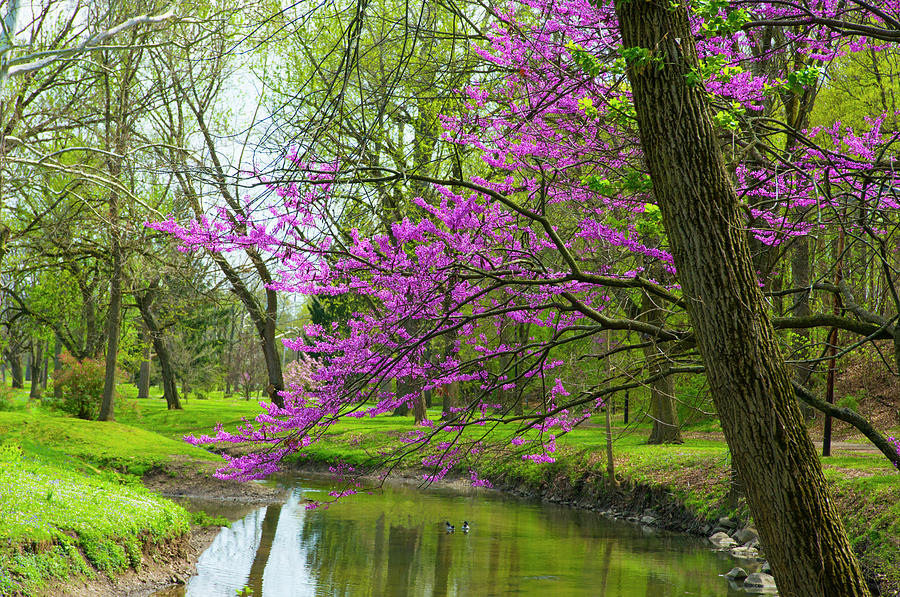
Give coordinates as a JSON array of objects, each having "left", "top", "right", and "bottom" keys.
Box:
[
  {"left": 154, "top": 0, "right": 900, "bottom": 590},
  {"left": 151, "top": 0, "right": 900, "bottom": 478}
]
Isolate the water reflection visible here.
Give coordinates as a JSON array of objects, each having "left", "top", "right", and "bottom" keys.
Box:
[{"left": 157, "top": 479, "right": 747, "bottom": 596}]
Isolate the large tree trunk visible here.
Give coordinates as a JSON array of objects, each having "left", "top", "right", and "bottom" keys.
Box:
[
  {"left": 8, "top": 351, "right": 23, "bottom": 388},
  {"left": 135, "top": 289, "right": 182, "bottom": 410},
  {"left": 615, "top": 2, "right": 870, "bottom": 595},
  {"left": 28, "top": 342, "right": 43, "bottom": 400},
  {"left": 137, "top": 327, "right": 151, "bottom": 400}
]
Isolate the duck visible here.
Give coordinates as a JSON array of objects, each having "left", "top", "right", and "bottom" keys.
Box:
[
  {"left": 445, "top": 521, "right": 455, "bottom": 533},
  {"left": 461, "top": 521, "right": 470, "bottom": 533}
]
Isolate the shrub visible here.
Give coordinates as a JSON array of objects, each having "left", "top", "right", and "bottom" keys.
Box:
[
  {"left": 51, "top": 355, "right": 108, "bottom": 420},
  {"left": 0, "top": 387, "right": 20, "bottom": 412},
  {"left": 837, "top": 393, "right": 861, "bottom": 413}
]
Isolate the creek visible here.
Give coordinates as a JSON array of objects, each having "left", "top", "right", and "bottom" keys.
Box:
[{"left": 154, "top": 475, "right": 750, "bottom": 596}]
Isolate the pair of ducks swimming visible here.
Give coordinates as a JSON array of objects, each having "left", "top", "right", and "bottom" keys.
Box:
[{"left": 445, "top": 521, "right": 470, "bottom": 533}]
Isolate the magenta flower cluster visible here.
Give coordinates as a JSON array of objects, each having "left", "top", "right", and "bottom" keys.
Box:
[{"left": 153, "top": 0, "right": 900, "bottom": 487}]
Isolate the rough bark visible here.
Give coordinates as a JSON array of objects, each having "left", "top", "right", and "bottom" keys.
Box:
[
  {"left": 134, "top": 288, "right": 182, "bottom": 410},
  {"left": 137, "top": 327, "right": 151, "bottom": 400},
  {"left": 28, "top": 341, "right": 43, "bottom": 400},
  {"left": 614, "top": 2, "right": 870, "bottom": 595}
]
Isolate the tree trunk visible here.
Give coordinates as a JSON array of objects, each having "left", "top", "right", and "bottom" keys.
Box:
[
  {"left": 98, "top": 202, "right": 122, "bottom": 422},
  {"left": 412, "top": 392, "right": 427, "bottom": 424},
  {"left": 441, "top": 382, "right": 458, "bottom": 420},
  {"left": 9, "top": 352, "right": 23, "bottom": 388},
  {"left": 259, "top": 289, "right": 284, "bottom": 407},
  {"left": 135, "top": 289, "right": 182, "bottom": 410},
  {"left": 641, "top": 284, "right": 683, "bottom": 444},
  {"left": 97, "top": 52, "right": 127, "bottom": 422},
  {"left": 615, "top": 2, "right": 870, "bottom": 594},
  {"left": 96, "top": 218, "right": 121, "bottom": 418},
  {"left": 137, "top": 328, "right": 151, "bottom": 400},
  {"left": 28, "top": 342, "right": 43, "bottom": 400},
  {"left": 645, "top": 370, "right": 681, "bottom": 444}
]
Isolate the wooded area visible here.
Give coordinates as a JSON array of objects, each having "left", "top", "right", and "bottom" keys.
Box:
[{"left": 3, "top": 0, "right": 900, "bottom": 595}]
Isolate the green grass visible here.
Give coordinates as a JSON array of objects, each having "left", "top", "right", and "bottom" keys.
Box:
[
  {"left": 0, "top": 440, "right": 191, "bottom": 596},
  {"left": 3, "top": 380, "right": 894, "bottom": 593},
  {"left": 115, "top": 394, "right": 270, "bottom": 443},
  {"left": 0, "top": 388, "right": 232, "bottom": 596},
  {"left": 0, "top": 411, "right": 221, "bottom": 476}
]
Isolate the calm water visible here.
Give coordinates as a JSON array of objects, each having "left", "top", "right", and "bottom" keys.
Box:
[{"left": 155, "top": 477, "right": 753, "bottom": 596}]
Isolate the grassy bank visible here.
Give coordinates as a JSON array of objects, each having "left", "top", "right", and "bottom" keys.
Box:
[
  {"left": 3, "top": 384, "right": 897, "bottom": 594},
  {"left": 0, "top": 440, "right": 191, "bottom": 595},
  {"left": 112, "top": 392, "right": 900, "bottom": 590},
  {"left": 0, "top": 388, "right": 228, "bottom": 596}
]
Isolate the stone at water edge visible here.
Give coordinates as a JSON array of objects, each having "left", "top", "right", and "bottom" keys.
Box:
[
  {"left": 732, "top": 527, "right": 759, "bottom": 545},
  {"left": 725, "top": 567, "right": 748, "bottom": 581},
  {"left": 640, "top": 515, "right": 657, "bottom": 526},
  {"left": 743, "top": 572, "right": 777, "bottom": 593},
  {"left": 730, "top": 545, "right": 759, "bottom": 559},
  {"left": 709, "top": 531, "right": 738, "bottom": 549},
  {"left": 718, "top": 517, "right": 738, "bottom": 530}
]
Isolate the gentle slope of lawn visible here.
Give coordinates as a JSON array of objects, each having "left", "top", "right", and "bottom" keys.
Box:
[
  {"left": 0, "top": 438, "right": 192, "bottom": 596},
  {"left": 0, "top": 411, "right": 221, "bottom": 475}
]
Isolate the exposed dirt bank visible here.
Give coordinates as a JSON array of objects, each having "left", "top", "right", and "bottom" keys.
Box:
[
  {"left": 41, "top": 462, "right": 289, "bottom": 597},
  {"left": 53, "top": 452, "right": 894, "bottom": 596},
  {"left": 38, "top": 526, "right": 218, "bottom": 597}
]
